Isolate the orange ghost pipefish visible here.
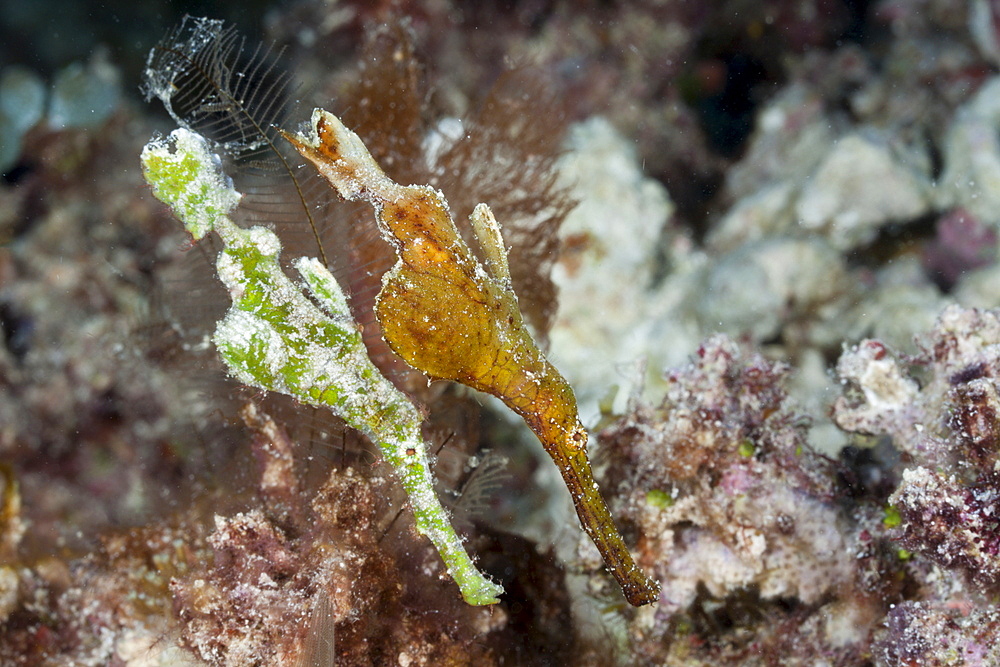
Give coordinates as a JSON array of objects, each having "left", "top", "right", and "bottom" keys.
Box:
[{"left": 283, "top": 109, "right": 660, "bottom": 607}]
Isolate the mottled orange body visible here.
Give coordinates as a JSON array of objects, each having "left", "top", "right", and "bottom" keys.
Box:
[{"left": 284, "top": 110, "right": 660, "bottom": 606}]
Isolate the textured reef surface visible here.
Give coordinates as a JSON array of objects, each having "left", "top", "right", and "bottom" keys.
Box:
[{"left": 3, "top": 0, "right": 1000, "bottom": 664}]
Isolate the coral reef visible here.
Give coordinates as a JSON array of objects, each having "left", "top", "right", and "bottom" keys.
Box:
[
  {"left": 831, "top": 306, "right": 1000, "bottom": 665},
  {"left": 836, "top": 306, "right": 1000, "bottom": 589},
  {"left": 584, "top": 336, "right": 898, "bottom": 665},
  {"left": 875, "top": 601, "right": 1000, "bottom": 666},
  {"left": 599, "top": 337, "right": 849, "bottom": 613},
  {"left": 6, "top": 0, "right": 1000, "bottom": 663},
  {"left": 170, "top": 405, "right": 506, "bottom": 666}
]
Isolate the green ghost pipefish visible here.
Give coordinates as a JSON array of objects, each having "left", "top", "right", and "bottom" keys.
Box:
[{"left": 140, "top": 127, "right": 502, "bottom": 606}]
